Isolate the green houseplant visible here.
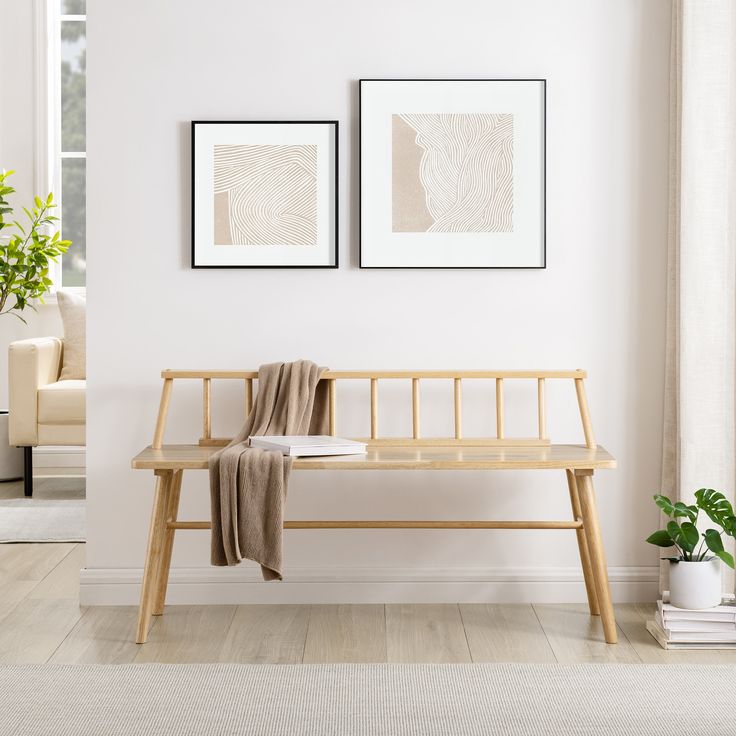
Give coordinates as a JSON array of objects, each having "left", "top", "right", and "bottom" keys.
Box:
[
  {"left": 647, "top": 489, "right": 736, "bottom": 609},
  {"left": 0, "top": 169, "right": 70, "bottom": 322},
  {"left": 0, "top": 169, "right": 70, "bottom": 481}
]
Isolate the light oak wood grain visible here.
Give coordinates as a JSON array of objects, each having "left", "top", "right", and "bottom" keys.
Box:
[
  {"left": 303, "top": 605, "right": 386, "bottom": 663},
  {"left": 136, "top": 470, "right": 172, "bottom": 643},
  {"left": 5, "top": 540, "right": 736, "bottom": 664},
  {"left": 153, "top": 470, "right": 183, "bottom": 615},
  {"left": 0, "top": 542, "right": 75, "bottom": 583},
  {"left": 537, "top": 378, "right": 547, "bottom": 440},
  {"left": 460, "top": 604, "right": 556, "bottom": 663},
  {"left": 575, "top": 472, "right": 616, "bottom": 643},
  {"left": 132, "top": 444, "right": 616, "bottom": 471},
  {"left": 412, "top": 378, "right": 420, "bottom": 439},
  {"left": 454, "top": 378, "right": 462, "bottom": 439},
  {"left": 134, "top": 368, "right": 618, "bottom": 647},
  {"left": 28, "top": 543, "right": 85, "bottom": 601},
  {"left": 134, "top": 605, "right": 237, "bottom": 663},
  {"left": 575, "top": 378, "right": 596, "bottom": 449},
  {"left": 0, "top": 598, "right": 83, "bottom": 664},
  {"left": 533, "top": 604, "right": 638, "bottom": 664},
  {"left": 202, "top": 378, "right": 211, "bottom": 440},
  {"left": 163, "top": 368, "right": 593, "bottom": 450},
  {"left": 0, "top": 581, "right": 36, "bottom": 627},
  {"left": 495, "top": 377, "right": 504, "bottom": 439},
  {"left": 169, "top": 520, "right": 583, "bottom": 530},
  {"left": 370, "top": 378, "right": 378, "bottom": 439},
  {"left": 49, "top": 607, "right": 144, "bottom": 664},
  {"left": 220, "top": 605, "right": 309, "bottom": 664},
  {"left": 565, "top": 470, "right": 599, "bottom": 616},
  {"left": 386, "top": 604, "right": 471, "bottom": 663},
  {"left": 152, "top": 378, "right": 173, "bottom": 449},
  {"left": 162, "top": 369, "right": 588, "bottom": 380}
]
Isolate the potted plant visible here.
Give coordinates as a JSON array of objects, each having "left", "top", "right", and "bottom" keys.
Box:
[
  {"left": 0, "top": 170, "right": 70, "bottom": 480},
  {"left": 647, "top": 489, "right": 736, "bottom": 609}
]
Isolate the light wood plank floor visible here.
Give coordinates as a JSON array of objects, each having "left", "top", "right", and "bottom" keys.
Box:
[
  {"left": 3, "top": 476, "right": 734, "bottom": 665},
  {"left": 2, "top": 542, "right": 736, "bottom": 664}
]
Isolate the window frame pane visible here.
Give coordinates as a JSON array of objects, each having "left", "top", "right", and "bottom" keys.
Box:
[{"left": 55, "top": 4, "right": 87, "bottom": 289}]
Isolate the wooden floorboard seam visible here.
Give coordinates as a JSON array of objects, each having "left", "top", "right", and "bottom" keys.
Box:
[{"left": 529, "top": 602, "right": 558, "bottom": 664}]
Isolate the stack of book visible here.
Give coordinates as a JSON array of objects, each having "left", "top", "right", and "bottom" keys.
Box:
[{"left": 647, "top": 592, "right": 736, "bottom": 649}]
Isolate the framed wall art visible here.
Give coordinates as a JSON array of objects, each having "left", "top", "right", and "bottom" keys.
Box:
[
  {"left": 360, "top": 79, "right": 545, "bottom": 268},
  {"left": 191, "top": 120, "right": 338, "bottom": 268}
]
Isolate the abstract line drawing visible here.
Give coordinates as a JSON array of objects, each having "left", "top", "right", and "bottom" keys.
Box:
[
  {"left": 392, "top": 113, "right": 513, "bottom": 233},
  {"left": 213, "top": 144, "right": 317, "bottom": 245}
]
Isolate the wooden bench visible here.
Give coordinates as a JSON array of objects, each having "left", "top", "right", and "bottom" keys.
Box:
[{"left": 131, "top": 369, "right": 617, "bottom": 644}]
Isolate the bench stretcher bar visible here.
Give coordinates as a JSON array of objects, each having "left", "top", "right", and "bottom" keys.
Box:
[{"left": 168, "top": 519, "right": 584, "bottom": 530}]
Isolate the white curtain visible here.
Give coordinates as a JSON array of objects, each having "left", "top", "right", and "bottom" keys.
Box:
[{"left": 662, "top": 0, "right": 736, "bottom": 592}]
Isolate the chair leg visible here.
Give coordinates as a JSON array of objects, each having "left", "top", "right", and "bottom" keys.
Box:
[
  {"left": 136, "top": 470, "right": 172, "bottom": 644},
  {"left": 152, "top": 469, "right": 183, "bottom": 616},
  {"left": 23, "top": 447, "right": 33, "bottom": 497},
  {"left": 566, "top": 469, "right": 600, "bottom": 616},
  {"left": 575, "top": 470, "right": 617, "bottom": 644}
]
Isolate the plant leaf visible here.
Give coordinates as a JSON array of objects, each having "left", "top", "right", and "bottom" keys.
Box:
[
  {"left": 666, "top": 520, "right": 697, "bottom": 553},
  {"left": 704, "top": 528, "right": 724, "bottom": 553},
  {"left": 715, "top": 550, "right": 735, "bottom": 569},
  {"left": 654, "top": 494, "right": 675, "bottom": 516},
  {"left": 673, "top": 502, "right": 698, "bottom": 523},
  {"left": 680, "top": 521, "right": 700, "bottom": 550},
  {"left": 695, "top": 488, "right": 735, "bottom": 529},
  {"left": 646, "top": 529, "right": 674, "bottom": 547}
]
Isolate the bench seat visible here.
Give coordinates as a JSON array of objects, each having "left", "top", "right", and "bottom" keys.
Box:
[{"left": 131, "top": 443, "right": 616, "bottom": 471}]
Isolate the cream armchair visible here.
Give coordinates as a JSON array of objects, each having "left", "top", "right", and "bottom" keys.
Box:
[{"left": 9, "top": 337, "right": 86, "bottom": 496}]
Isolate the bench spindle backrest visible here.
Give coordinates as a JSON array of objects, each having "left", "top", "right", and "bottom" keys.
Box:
[{"left": 151, "top": 369, "right": 596, "bottom": 452}]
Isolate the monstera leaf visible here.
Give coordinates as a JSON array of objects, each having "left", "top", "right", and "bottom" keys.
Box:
[
  {"left": 694, "top": 489, "right": 736, "bottom": 534},
  {"left": 666, "top": 520, "right": 699, "bottom": 553},
  {"left": 703, "top": 529, "right": 735, "bottom": 569},
  {"left": 653, "top": 494, "right": 698, "bottom": 522},
  {"left": 646, "top": 529, "right": 674, "bottom": 548}
]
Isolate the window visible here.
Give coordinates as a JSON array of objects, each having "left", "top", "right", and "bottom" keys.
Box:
[
  {"left": 59, "top": 0, "right": 86, "bottom": 287},
  {"left": 36, "top": 0, "right": 87, "bottom": 290}
]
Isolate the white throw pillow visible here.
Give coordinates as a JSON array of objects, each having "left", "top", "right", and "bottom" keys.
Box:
[{"left": 57, "top": 291, "right": 86, "bottom": 380}]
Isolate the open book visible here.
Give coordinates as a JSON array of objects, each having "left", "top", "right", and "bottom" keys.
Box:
[{"left": 248, "top": 435, "right": 367, "bottom": 457}]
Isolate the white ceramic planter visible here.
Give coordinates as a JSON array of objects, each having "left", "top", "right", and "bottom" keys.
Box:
[
  {"left": 0, "top": 411, "right": 23, "bottom": 481},
  {"left": 669, "top": 557, "right": 722, "bottom": 609}
]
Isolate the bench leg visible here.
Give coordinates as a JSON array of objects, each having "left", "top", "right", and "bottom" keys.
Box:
[
  {"left": 136, "top": 469, "right": 172, "bottom": 644},
  {"left": 575, "top": 470, "right": 617, "bottom": 644},
  {"left": 566, "top": 469, "right": 600, "bottom": 616},
  {"left": 152, "top": 469, "right": 183, "bottom": 616}
]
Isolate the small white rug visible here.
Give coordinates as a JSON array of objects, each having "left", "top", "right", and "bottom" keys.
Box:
[
  {"left": 1, "top": 663, "right": 733, "bottom": 735},
  {"left": 0, "top": 476, "right": 85, "bottom": 543},
  {"left": 0, "top": 498, "right": 85, "bottom": 542}
]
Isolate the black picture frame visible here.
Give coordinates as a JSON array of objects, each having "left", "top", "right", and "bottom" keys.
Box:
[
  {"left": 191, "top": 120, "right": 339, "bottom": 269},
  {"left": 359, "top": 79, "right": 546, "bottom": 269}
]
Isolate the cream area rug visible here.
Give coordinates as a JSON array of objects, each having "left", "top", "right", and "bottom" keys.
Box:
[
  {"left": 0, "top": 477, "right": 85, "bottom": 542},
  {"left": 1, "top": 663, "right": 733, "bottom": 735}
]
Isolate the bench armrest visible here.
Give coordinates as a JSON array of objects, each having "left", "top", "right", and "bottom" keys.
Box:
[{"left": 8, "top": 336, "right": 63, "bottom": 446}]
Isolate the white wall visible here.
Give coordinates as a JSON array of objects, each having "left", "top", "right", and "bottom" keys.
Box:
[
  {"left": 84, "top": 0, "right": 671, "bottom": 604},
  {"left": 0, "top": 0, "right": 63, "bottom": 409}
]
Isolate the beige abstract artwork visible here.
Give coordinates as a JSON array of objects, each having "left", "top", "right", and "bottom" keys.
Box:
[
  {"left": 213, "top": 144, "right": 317, "bottom": 245},
  {"left": 392, "top": 114, "right": 514, "bottom": 233}
]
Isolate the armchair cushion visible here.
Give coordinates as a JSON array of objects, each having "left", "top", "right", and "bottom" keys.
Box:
[
  {"left": 57, "top": 291, "right": 86, "bottom": 380},
  {"left": 38, "top": 380, "right": 86, "bottom": 424}
]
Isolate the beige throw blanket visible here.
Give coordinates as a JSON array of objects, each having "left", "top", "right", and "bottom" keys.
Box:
[{"left": 209, "top": 361, "right": 328, "bottom": 580}]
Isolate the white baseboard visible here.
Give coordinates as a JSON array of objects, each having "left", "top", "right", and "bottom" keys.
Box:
[
  {"left": 79, "top": 565, "right": 659, "bottom": 606},
  {"left": 33, "top": 446, "right": 86, "bottom": 468}
]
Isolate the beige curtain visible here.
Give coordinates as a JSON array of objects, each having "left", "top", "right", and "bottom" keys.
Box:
[{"left": 662, "top": 0, "right": 736, "bottom": 592}]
